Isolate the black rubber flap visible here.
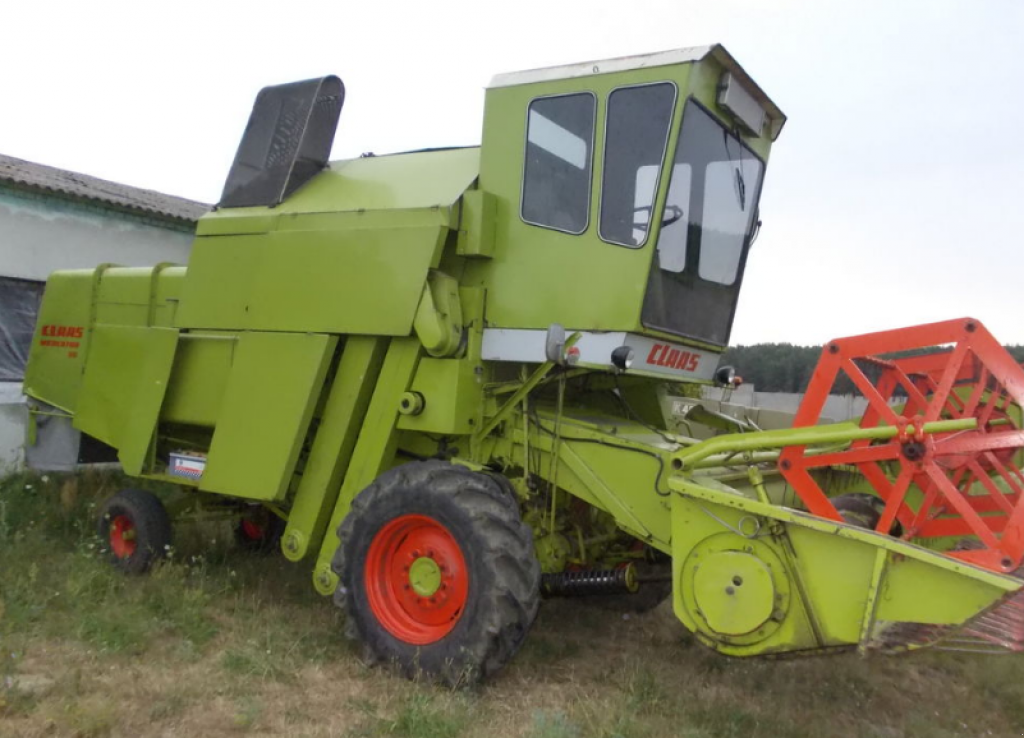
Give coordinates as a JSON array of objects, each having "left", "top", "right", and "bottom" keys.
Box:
[{"left": 218, "top": 75, "right": 344, "bottom": 208}]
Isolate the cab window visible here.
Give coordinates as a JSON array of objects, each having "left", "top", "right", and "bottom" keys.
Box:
[
  {"left": 521, "top": 93, "right": 596, "bottom": 234},
  {"left": 598, "top": 82, "right": 676, "bottom": 247}
]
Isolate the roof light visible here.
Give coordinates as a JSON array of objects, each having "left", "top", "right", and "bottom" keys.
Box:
[{"left": 717, "top": 73, "right": 765, "bottom": 137}]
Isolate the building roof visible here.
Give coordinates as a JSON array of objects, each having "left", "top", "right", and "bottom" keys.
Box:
[{"left": 0, "top": 153, "right": 209, "bottom": 225}]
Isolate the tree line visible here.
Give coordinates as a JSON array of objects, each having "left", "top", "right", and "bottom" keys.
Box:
[{"left": 719, "top": 344, "right": 1024, "bottom": 394}]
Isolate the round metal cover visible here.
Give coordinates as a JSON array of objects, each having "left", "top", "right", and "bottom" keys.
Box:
[{"left": 693, "top": 551, "right": 775, "bottom": 636}]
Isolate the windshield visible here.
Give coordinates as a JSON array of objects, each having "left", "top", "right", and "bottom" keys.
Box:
[{"left": 641, "top": 101, "right": 765, "bottom": 346}]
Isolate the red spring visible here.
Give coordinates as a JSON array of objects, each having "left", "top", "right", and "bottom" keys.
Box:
[{"left": 779, "top": 318, "right": 1024, "bottom": 574}]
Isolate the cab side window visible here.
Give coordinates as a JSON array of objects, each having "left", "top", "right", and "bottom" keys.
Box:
[{"left": 521, "top": 93, "right": 596, "bottom": 234}]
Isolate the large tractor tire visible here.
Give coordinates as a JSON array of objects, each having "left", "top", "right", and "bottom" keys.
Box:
[
  {"left": 332, "top": 461, "right": 541, "bottom": 686},
  {"left": 97, "top": 489, "right": 172, "bottom": 575}
]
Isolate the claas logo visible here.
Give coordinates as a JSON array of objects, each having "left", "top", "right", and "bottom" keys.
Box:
[
  {"left": 41, "top": 325, "right": 84, "bottom": 339},
  {"left": 645, "top": 343, "right": 700, "bottom": 372}
]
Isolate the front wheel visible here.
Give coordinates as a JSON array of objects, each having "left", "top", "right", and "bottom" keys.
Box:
[{"left": 332, "top": 461, "right": 541, "bottom": 685}]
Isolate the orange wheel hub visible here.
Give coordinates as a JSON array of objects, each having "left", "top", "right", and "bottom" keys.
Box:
[
  {"left": 364, "top": 514, "right": 469, "bottom": 645},
  {"left": 241, "top": 519, "right": 265, "bottom": 541},
  {"left": 109, "top": 514, "right": 137, "bottom": 559}
]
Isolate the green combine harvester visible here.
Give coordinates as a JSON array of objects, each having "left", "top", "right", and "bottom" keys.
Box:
[{"left": 22, "top": 45, "right": 1024, "bottom": 684}]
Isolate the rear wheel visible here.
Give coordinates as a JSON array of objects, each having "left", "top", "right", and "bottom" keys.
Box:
[
  {"left": 97, "top": 489, "right": 172, "bottom": 574},
  {"left": 332, "top": 461, "right": 541, "bottom": 686}
]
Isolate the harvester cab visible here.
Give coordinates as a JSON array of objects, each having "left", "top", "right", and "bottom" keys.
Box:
[
  {"left": 21, "top": 44, "right": 1024, "bottom": 685},
  {"left": 473, "top": 45, "right": 782, "bottom": 376}
]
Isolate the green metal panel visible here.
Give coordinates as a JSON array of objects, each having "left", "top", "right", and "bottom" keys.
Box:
[
  {"left": 74, "top": 325, "right": 179, "bottom": 475},
  {"left": 23, "top": 269, "right": 101, "bottom": 413},
  {"left": 456, "top": 189, "right": 497, "bottom": 258},
  {"left": 195, "top": 212, "right": 276, "bottom": 236},
  {"left": 874, "top": 555, "right": 1009, "bottom": 625},
  {"left": 93, "top": 267, "right": 161, "bottom": 326},
  {"left": 200, "top": 332, "right": 337, "bottom": 501},
  {"left": 397, "top": 358, "right": 481, "bottom": 435},
  {"left": 247, "top": 224, "right": 447, "bottom": 334},
  {"left": 160, "top": 333, "right": 237, "bottom": 426},
  {"left": 313, "top": 337, "right": 422, "bottom": 594},
  {"left": 210, "top": 148, "right": 480, "bottom": 218},
  {"left": 282, "top": 336, "right": 388, "bottom": 561},
  {"left": 176, "top": 220, "right": 450, "bottom": 335},
  {"left": 173, "top": 233, "right": 268, "bottom": 330},
  {"left": 24, "top": 265, "right": 188, "bottom": 415},
  {"left": 148, "top": 265, "right": 187, "bottom": 328},
  {"left": 668, "top": 478, "right": 1018, "bottom": 656}
]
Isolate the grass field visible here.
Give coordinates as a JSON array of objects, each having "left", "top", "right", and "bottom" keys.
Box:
[{"left": 1, "top": 471, "right": 1023, "bottom": 738}]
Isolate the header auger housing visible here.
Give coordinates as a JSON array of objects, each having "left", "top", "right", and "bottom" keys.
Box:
[{"left": 22, "top": 44, "right": 1024, "bottom": 683}]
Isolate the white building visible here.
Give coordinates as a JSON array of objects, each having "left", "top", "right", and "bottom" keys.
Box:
[{"left": 0, "top": 154, "right": 207, "bottom": 473}]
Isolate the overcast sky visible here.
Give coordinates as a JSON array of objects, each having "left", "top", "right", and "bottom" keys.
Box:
[{"left": 3, "top": 0, "right": 1022, "bottom": 345}]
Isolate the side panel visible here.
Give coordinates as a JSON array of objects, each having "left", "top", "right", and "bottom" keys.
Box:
[
  {"left": 397, "top": 357, "right": 482, "bottom": 435},
  {"left": 313, "top": 337, "right": 422, "bottom": 593},
  {"left": 24, "top": 265, "right": 188, "bottom": 414},
  {"left": 161, "top": 333, "right": 236, "bottom": 426},
  {"left": 200, "top": 332, "right": 336, "bottom": 501},
  {"left": 247, "top": 225, "right": 445, "bottom": 334},
  {"left": 176, "top": 218, "right": 449, "bottom": 336},
  {"left": 172, "top": 234, "right": 266, "bottom": 330},
  {"left": 74, "top": 325, "right": 180, "bottom": 475},
  {"left": 282, "top": 336, "right": 388, "bottom": 561},
  {"left": 23, "top": 269, "right": 102, "bottom": 413}
]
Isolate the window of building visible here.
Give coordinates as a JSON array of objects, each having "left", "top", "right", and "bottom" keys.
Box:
[
  {"left": 0, "top": 276, "right": 44, "bottom": 382},
  {"left": 521, "top": 93, "right": 596, "bottom": 234}
]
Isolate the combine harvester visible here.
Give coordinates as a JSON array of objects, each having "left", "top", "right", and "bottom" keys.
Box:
[{"left": 23, "top": 45, "right": 1024, "bottom": 683}]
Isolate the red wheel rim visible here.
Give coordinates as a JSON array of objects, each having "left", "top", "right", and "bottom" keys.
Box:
[
  {"left": 241, "top": 519, "right": 265, "bottom": 541},
  {"left": 364, "top": 514, "right": 469, "bottom": 645},
  {"left": 109, "top": 515, "right": 137, "bottom": 559}
]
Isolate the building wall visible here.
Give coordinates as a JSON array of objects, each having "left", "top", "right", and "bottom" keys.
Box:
[
  {"left": 0, "top": 382, "right": 26, "bottom": 472},
  {"left": 0, "top": 188, "right": 193, "bottom": 281}
]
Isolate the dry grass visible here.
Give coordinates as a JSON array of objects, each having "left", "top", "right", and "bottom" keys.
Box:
[{"left": 2, "top": 471, "right": 1024, "bottom": 738}]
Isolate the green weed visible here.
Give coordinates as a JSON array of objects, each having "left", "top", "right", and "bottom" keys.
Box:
[
  {"left": 347, "top": 691, "right": 472, "bottom": 738},
  {"left": 528, "top": 709, "right": 580, "bottom": 738}
]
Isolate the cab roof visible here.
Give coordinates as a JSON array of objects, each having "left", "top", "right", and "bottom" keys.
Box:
[{"left": 489, "top": 44, "right": 786, "bottom": 140}]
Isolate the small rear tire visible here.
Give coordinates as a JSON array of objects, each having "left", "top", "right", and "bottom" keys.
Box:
[
  {"left": 332, "top": 461, "right": 541, "bottom": 686},
  {"left": 97, "top": 489, "right": 172, "bottom": 575}
]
